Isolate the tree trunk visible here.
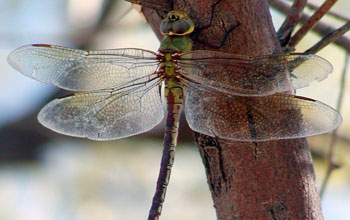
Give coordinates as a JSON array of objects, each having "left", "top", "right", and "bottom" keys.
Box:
[{"left": 132, "top": 0, "right": 324, "bottom": 219}]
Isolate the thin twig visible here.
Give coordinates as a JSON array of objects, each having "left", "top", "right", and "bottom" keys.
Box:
[
  {"left": 269, "top": 0, "right": 350, "bottom": 52},
  {"left": 305, "top": 21, "right": 350, "bottom": 54},
  {"left": 305, "top": 1, "right": 350, "bottom": 21},
  {"left": 276, "top": 0, "right": 307, "bottom": 46},
  {"left": 288, "top": 0, "right": 338, "bottom": 50},
  {"left": 319, "top": 53, "right": 349, "bottom": 198}
]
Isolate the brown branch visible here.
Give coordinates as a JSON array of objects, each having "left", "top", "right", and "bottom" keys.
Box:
[
  {"left": 305, "top": 21, "right": 350, "bottom": 54},
  {"left": 276, "top": 0, "right": 307, "bottom": 46},
  {"left": 288, "top": 0, "right": 338, "bottom": 49},
  {"left": 142, "top": 1, "right": 324, "bottom": 219},
  {"left": 319, "top": 53, "right": 349, "bottom": 197},
  {"left": 270, "top": 0, "right": 350, "bottom": 52},
  {"left": 142, "top": 7, "right": 164, "bottom": 40},
  {"left": 305, "top": 1, "right": 350, "bottom": 21}
]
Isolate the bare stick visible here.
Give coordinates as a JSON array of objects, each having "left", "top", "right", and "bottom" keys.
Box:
[
  {"left": 288, "top": 0, "right": 338, "bottom": 49},
  {"left": 305, "top": 21, "right": 350, "bottom": 54},
  {"left": 276, "top": 0, "right": 307, "bottom": 46},
  {"left": 305, "top": 1, "right": 349, "bottom": 21},
  {"left": 319, "top": 53, "right": 349, "bottom": 198},
  {"left": 270, "top": 0, "right": 350, "bottom": 52}
]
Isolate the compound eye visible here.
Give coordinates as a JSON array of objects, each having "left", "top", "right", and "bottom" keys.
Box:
[
  {"left": 160, "top": 20, "right": 172, "bottom": 34},
  {"left": 172, "top": 20, "right": 191, "bottom": 34}
]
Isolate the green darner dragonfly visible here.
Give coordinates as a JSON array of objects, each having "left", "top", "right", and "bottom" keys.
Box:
[{"left": 8, "top": 10, "right": 342, "bottom": 220}]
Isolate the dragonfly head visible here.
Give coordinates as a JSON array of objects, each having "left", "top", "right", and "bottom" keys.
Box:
[{"left": 160, "top": 10, "right": 194, "bottom": 36}]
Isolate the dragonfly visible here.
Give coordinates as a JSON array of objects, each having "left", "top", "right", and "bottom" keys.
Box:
[{"left": 8, "top": 10, "right": 342, "bottom": 220}]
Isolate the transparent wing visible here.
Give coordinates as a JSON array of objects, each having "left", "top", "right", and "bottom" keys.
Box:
[
  {"left": 178, "top": 51, "right": 332, "bottom": 96},
  {"left": 38, "top": 79, "right": 164, "bottom": 140},
  {"left": 8, "top": 44, "right": 160, "bottom": 91},
  {"left": 185, "top": 88, "right": 342, "bottom": 141}
]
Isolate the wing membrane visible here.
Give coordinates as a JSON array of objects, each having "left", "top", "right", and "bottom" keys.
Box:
[
  {"left": 8, "top": 44, "right": 160, "bottom": 91},
  {"left": 38, "top": 80, "right": 164, "bottom": 140},
  {"left": 179, "top": 51, "right": 332, "bottom": 96},
  {"left": 185, "top": 88, "right": 342, "bottom": 141}
]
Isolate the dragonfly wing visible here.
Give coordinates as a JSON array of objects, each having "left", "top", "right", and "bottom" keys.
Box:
[
  {"left": 38, "top": 81, "right": 164, "bottom": 140},
  {"left": 185, "top": 88, "right": 342, "bottom": 141},
  {"left": 8, "top": 44, "right": 159, "bottom": 91},
  {"left": 178, "top": 51, "right": 332, "bottom": 96}
]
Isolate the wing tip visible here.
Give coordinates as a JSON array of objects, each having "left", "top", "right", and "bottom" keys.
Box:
[
  {"left": 7, "top": 44, "right": 36, "bottom": 76},
  {"left": 291, "top": 54, "right": 333, "bottom": 89},
  {"left": 308, "top": 54, "right": 333, "bottom": 75},
  {"left": 316, "top": 55, "right": 334, "bottom": 77},
  {"left": 313, "top": 99, "right": 343, "bottom": 133},
  {"left": 7, "top": 47, "right": 24, "bottom": 74}
]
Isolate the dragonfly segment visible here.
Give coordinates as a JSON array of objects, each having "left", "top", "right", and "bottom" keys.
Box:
[{"left": 8, "top": 9, "right": 342, "bottom": 220}]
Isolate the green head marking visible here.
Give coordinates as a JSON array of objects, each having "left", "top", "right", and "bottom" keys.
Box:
[{"left": 160, "top": 10, "right": 194, "bottom": 36}]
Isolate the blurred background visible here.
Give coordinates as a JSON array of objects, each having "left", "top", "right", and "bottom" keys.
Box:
[{"left": 0, "top": 0, "right": 349, "bottom": 219}]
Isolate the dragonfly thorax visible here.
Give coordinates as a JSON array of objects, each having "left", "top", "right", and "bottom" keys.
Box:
[
  {"left": 159, "top": 35, "right": 192, "bottom": 53},
  {"left": 158, "top": 53, "right": 181, "bottom": 78}
]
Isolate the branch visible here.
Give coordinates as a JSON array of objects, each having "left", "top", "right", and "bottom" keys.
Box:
[
  {"left": 305, "top": 1, "right": 349, "bottom": 21},
  {"left": 142, "top": 7, "right": 164, "bottom": 40},
  {"left": 305, "top": 21, "right": 350, "bottom": 54},
  {"left": 270, "top": 0, "right": 350, "bottom": 52},
  {"left": 288, "top": 0, "right": 338, "bottom": 49},
  {"left": 141, "top": 1, "right": 324, "bottom": 219},
  {"left": 276, "top": 0, "right": 307, "bottom": 46}
]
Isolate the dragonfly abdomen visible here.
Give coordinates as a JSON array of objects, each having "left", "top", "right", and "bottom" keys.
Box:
[{"left": 148, "top": 79, "right": 183, "bottom": 220}]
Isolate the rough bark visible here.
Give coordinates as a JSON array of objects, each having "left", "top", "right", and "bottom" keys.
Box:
[{"left": 131, "top": 0, "right": 324, "bottom": 219}]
